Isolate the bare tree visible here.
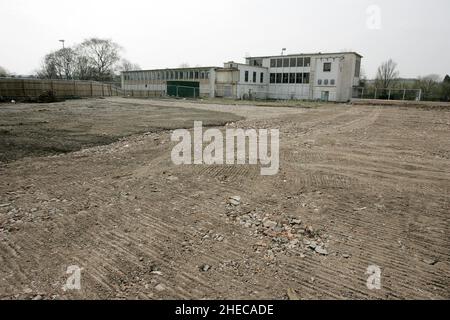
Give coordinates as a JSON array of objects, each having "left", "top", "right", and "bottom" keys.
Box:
[
  {"left": 0, "top": 66, "right": 9, "bottom": 77},
  {"left": 77, "top": 38, "right": 122, "bottom": 81},
  {"left": 37, "top": 48, "right": 77, "bottom": 79},
  {"left": 375, "top": 59, "right": 399, "bottom": 88},
  {"left": 415, "top": 74, "right": 442, "bottom": 101},
  {"left": 73, "top": 52, "right": 93, "bottom": 80},
  {"left": 117, "top": 59, "right": 141, "bottom": 72},
  {"left": 35, "top": 38, "right": 136, "bottom": 82}
]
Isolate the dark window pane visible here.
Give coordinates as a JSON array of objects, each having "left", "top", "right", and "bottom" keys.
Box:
[
  {"left": 270, "top": 59, "right": 276, "bottom": 68},
  {"left": 296, "top": 73, "right": 302, "bottom": 83},
  {"left": 276, "top": 73, "right": 282, "bottom": 83},
  {"left": 283, "top": 73, "right": 289, "bottom": 83},
  {"left": 297, "top": 58, "right": 304, "bottom": 67},
  {"left": 283, "top": 58, "right": 290, "bottom": 68},
  {"left": 260, "top": 72, "right": 264, "bottom": 83},
  {"left": 304, "top": 57, "right": 311, "bottom": 67},
  {"left": 270, "top": 73, "right": 275, "bottom": 83},
  {"left": 245, "top": 71, "right": 249, "bottom": 82},
  {"left": 253, "top": 71, "right": 257, "bottom": 82},
  {"left": 303, "top": 72, "right": 310, "bottom": 84},
  {"left": 323, "top": 62, "right": 331, "bottom": 72},
  {"left": 290, "top": 58, "right": 297, "bottom": 67},
  {"left": 276, "top": 59, "right": 282, "bottom": 68},
  {"left": 289, "top": 73, "right": 295, "bottom": 83}
]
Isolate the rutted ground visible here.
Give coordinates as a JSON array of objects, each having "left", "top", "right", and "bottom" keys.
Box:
[{"left": 0, "top": 98, "right": 449, "bottom": 299}]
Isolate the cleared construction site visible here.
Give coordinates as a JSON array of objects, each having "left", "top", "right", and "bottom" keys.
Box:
[{"left": 0, "top": 97, "right": 449, "bottom": 299}]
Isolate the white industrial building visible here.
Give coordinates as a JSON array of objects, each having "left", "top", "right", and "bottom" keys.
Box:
[{"left": 121, "top": 51, "right": 362, "bottom": 102}]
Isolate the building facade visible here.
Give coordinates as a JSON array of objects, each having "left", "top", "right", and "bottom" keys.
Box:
[{"left": 121, "top": 51, "right": 362, "bottom": 102}]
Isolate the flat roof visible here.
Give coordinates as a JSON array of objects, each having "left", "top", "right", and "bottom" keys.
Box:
[
  {"left": 246, "top": 51, "right": 363, "bottom": 59},
  {"left": 122, "top": 66, "right": 219, "bottom": 74}
]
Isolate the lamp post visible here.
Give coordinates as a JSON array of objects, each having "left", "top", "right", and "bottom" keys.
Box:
[{"left": 59, "top": 39, "right": 65, "bottom": 49}]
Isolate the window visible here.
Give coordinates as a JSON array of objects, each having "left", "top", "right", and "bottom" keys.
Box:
[
  {"left": 323, "top": 62, "right": 331, "bottom": 72},
  {"left": 283, "top": 73, "right": 289, "bottom": 83},
  {"left": 297, "top": 57, "right": 304, "bottom": 67},
  {"left": 270, "top": 59, "right": 276, "bottom": 68},
  {"left": 189, "top": 71, "right": 194, "bottom": 79},
  {"left": 206, "top": 72, "right": 209, "bottom": 79},
  {"left": 260, "top": 72, "right": 264, "bottom": 83},
  {"left": 303, "top": 73, "right": 310, "bottom": 84},
  {"left": 195, "top": 71, "right": 199, "bottom": 79},
  {"left": 276, "top": 73, "right": 282, "bottom": 83},
  {"left": 253, "top": 71, "right": 257, "bottom": 82},
  {"left": 270, "top": 73, "right": 275, "bottom": 83},
  {"left": 276, "top": 59, "right": 282, "bottom": 68},
  {"left": 251, "top": 59, "right": 262, "bottom": 66},
  {"left": 330, "top": 79, "right": 335, "bottom": 85},
  {"left": 355, "top": 59, "right": 361, "bottom": 77},
  {"left": 179, "top": 72, "right": 183, "bottom": 79},
  {"left": 304, "top": 57, "right": 311, "bottom": 67},
  {"left": 245, "top": 71, "right": 249, "bottom": 82},
  {"left": 318, "top": 79, "right": 322, "bottom": 85},
  {"left": 289, "top": 73, "right": 295, "bottom": 83},
  {"left": 290, "top": 58, "right": 297, "bottom": 67},
  {"left": 296, "top": 73, "right": 303, "bottom": 83},
  {"left": 283, "top": 58, "right": 290, "bottom": 68},
  {"left": 324, "top": 79, "right": 329, "bottom": 85}
]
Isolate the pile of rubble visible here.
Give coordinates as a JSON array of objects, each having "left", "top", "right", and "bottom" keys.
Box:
[{"left": 225, "top": 196, "right": 330, "bottom": 261}]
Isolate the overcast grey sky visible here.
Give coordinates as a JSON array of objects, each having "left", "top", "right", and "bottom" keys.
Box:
[{"left": 1, "top": 0, "right": 449, "bottom": 79}]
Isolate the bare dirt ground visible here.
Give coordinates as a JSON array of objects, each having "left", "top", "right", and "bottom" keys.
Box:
[{"left": 0, "top": 97, "right": 449, "bottom": 300}]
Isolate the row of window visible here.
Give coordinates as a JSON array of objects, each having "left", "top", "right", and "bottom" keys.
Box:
[
  {"left": 317, "top": 79, "right": 335, "bottom": 86},
  {"left": 269, "top": 73, "right": 310, "bottom": 84},
  {"left": 244, "top": 71, "right": 264, "bottom": 83},
  {"left": 270, "top": 57, "right": 311, "bottom": 68},
  {"left": 124, "top": 70, "right": 210, "bottom": 81}
]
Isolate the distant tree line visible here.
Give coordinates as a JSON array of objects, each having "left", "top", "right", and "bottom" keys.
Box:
[
  {"left": 359, "top": 59, "right": 450, "bottom": 101},
  {"left": 35, "top": 38, "right": 140, "bottom": 82}
]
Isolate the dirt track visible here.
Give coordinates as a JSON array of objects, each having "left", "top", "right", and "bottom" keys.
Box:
[{"left": 0, "top": 97, "right": 449, "bottom": 299}]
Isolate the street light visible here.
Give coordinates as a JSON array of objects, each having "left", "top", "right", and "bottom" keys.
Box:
[
  {"left": 281, "top": 48, "right": 286, "bottom": 56},
  {"left": 59, "top": 39, "right": 65, "bottom": 49}
]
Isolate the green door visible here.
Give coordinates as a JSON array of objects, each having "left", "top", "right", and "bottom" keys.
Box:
[{"left": 167, "top": 81, "right": 200, "bottom": 98}]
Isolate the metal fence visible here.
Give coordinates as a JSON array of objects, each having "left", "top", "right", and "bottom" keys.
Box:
[
  {"left": 0, "top": 77, "right": 123, "bottom": 99},
  {"left": 353, "top": 87, "right": 422, "bottom": 101}
]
